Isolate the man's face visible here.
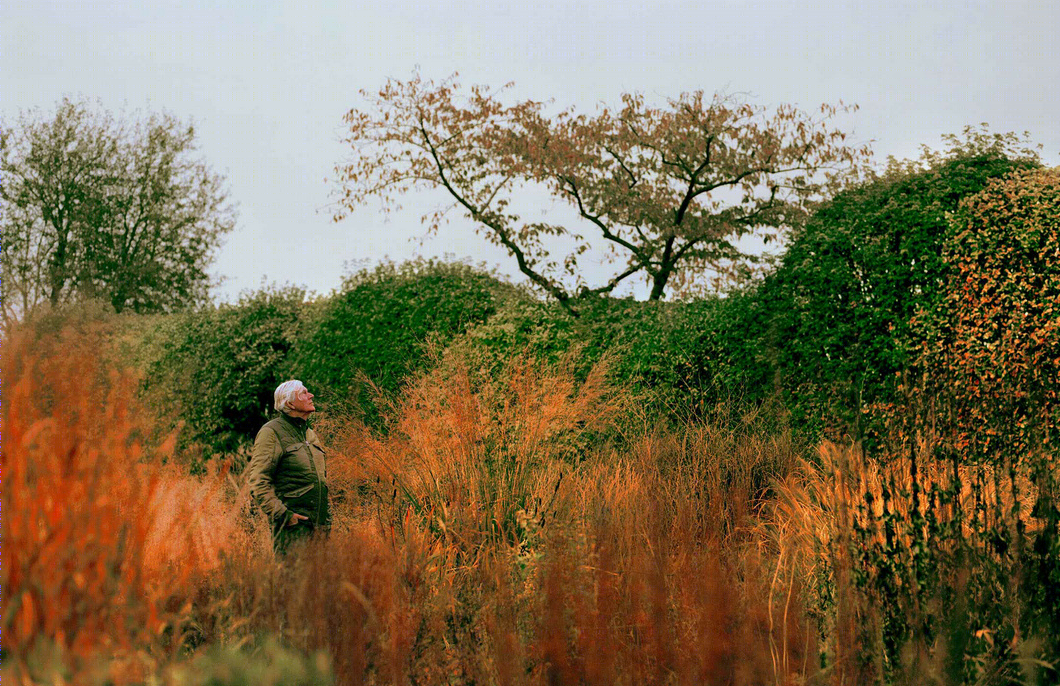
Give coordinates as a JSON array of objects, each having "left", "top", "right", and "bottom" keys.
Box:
[{"left": 289, "top": 386, "right": 316, "bottom": 414}]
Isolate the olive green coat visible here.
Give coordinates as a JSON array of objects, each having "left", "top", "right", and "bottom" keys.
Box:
[{"left": 247, "top": 413, "right": 331, "bottom": 553}]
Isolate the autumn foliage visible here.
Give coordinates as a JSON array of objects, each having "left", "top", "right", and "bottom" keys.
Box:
[
  {"left": 333, "top": 73, "right": 870, "bottom": 310},
  {"left": 920, "top": 167, "right": 1060, "bottom": 460},
  {"left": 221, "top": 355, "right": 809, "bottom": 685},
  {"left": 2, "top": 316, "right": 245, "bottom": 682},
  {"left": 757, "top": 138, "right": 1039, "bottom": 436},
  {"left": 3, "top": 325, "right": 159, "bottom": 678},
  {"left": 6, "top": 294, "right": 1060, "bottom": 683},
  {"left": 6, "top": 137, "right": 1060, "bottom": 684},
  {"left": 2, "top": 317, "right": 814, "bottom": 684}
]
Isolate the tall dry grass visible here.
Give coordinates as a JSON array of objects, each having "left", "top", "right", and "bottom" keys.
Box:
[
  {"left": 2, "top": 328, "right": 819, "bottom": 684},
  {"left": 203, "top": 353, "right": 812, "bottom": 685},
  {"left": 15, "top": 318, "right": 1054, "bottom": 684},
  {"left": 1, "top": 319, "right": 249, "bottom": 683},
  {"left": 770, "top": 436, "right": 1060, "bottom": 684}
]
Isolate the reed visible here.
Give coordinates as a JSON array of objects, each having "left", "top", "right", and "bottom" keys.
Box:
[
  {"left": 2, "top": 320, "right": 236, "bottom": 682},
  {"left": 9, "top": 317, "right": 1057, "bottom": 684}
]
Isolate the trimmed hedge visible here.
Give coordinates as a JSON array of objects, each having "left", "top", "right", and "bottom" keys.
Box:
[
  {"left": 288, "top": 259, "right": 519, "bottom": 415},
  {"left": 128, "top": 137, "right": 1046, "bottom": 458},
  {"left": 756, "top": 149, "right": 1039, "bottom": 436},
  {"left": 138, "top": 286, "right": 309, "bottom": 462},
  {"left": 920, "top": 166, "right": 1060, "bottom": 461},
  {"left": 453, "top": 290, "right": 774, "bottom": 420}
]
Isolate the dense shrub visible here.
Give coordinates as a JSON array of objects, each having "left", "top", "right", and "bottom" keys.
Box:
[
  {"left": 455, "top": 291, "right": 774, "bottom": 421},
  {"left": 920, "top": 166, "right": 1060, "bottom": 460},
  {"left": 139, "top": 285, "right": 309, "bottom": 462},
  {"left": 777, "top": 439, "right": 1060, "bottom": 684},
  {"left": 770, "top": 169, "right": 1060, "bottom": 679},
  {"left": 290, "top": 259, "right": 517, "bottom": 413},
  {"left": 758, "top": 134, "right": 1040, "bottom": 436},
  {"left": 134, "top": 261, "right": 514, "bottom": 460}
]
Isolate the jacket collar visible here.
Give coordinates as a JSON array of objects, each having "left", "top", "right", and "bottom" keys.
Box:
[{"left": 280, "top": 412, "right": 309, "bottom": 431}]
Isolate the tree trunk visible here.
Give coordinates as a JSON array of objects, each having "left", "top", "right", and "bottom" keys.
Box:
[
  {"left": 48, "top": 238, "right": 67, "bottom": 306},
  {"left": 648, "top": 268, "right": 671, "bottom": 300},
  {"left": 649, "top": 238, "right": 677, "bottom": 300}
]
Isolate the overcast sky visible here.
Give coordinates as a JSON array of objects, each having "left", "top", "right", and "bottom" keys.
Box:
[{"left": 4, "top": 0, "right": 1059, "bottom": 301}]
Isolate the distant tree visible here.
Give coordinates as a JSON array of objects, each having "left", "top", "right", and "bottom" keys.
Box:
[
  {"left": 1, "top": 98, "right": 235, "bottom": 322},
  {"left": 333, "top": 73, "right": 870, "bottom": 314}
]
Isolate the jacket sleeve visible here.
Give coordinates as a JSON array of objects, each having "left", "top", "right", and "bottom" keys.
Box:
[{"left": 247, "top": 426, "right": 288, "bottom": 522}]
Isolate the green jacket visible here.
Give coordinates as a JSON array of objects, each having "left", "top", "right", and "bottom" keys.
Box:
[{"left": 247, "top": 413, "right": 331, "bottom": 545}]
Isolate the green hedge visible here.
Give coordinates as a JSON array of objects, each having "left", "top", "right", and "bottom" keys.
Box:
[
  {"left": 755, "top": 148, "right": 1039, "bottom": 436},
  {"left": 130, "top": 142, "right": 1037, "bottom": 460},
  {"left": 129, "top": 139, "right": 1046, "bottom": 459},
  {"left": 453, "top": 291, "right": 774, "bottom": 420},
  {"left": 138, "top": 286, "right": 309, "bottom": 463},
  {"left": 289, "top": 259, "right": 518, "bottom": 416}
]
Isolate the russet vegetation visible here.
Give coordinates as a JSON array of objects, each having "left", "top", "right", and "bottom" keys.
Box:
[{"left": 3, "top": 105, "right": 1059, "bottom": 684}]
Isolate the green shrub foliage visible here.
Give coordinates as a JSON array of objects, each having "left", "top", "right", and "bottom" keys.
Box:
[
  {"left": 840, "top": 166, "right": 1060, "bottom": 680},
  {"left": 922, "top": 166, "right": 1060, "bottom": 461},
  {"left": 140, "top": 286, "right": 308, "bottom": 461},
  {"left": 455, "top": 291, "right": 773, "bottom": 420},
  {"left": 290, "top": 259, "right": 516, "bottom": 413},
  {"left": 758, "top": 136, "right": 1039, "bottom": 435}
]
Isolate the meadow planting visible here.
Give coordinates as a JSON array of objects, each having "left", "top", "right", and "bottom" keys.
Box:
[{"left": 4, "top": 154, "right": 1059, "bottom": 685}]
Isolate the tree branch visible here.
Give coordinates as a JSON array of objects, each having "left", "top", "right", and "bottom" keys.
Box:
[
  {"left": 559, "top": 175, "right": 645, "bottom": 259},
  {"left": 602, "top": 144, "right": 639, "bottom": 188},
  {"left": 670, "top": 185, "right": 780, "bottom": 264},
  {"left": 418, "top": 120, "right": 578, "bottom": 314},
  {"left": 579, "top": 261, "right": 644, "bottom": 297},
  {"left": 674, "top": 136, "right": 714, "bottom": 226},
  {"left": 481, "top": 174, "right": 513, "bottom": 210}
]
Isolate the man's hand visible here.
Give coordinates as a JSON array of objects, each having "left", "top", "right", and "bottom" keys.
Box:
[{"left": 287, "top": 512, "right": 309, "bottom": 527}]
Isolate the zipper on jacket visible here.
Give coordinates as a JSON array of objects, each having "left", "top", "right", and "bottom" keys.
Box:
[
  {"left": 302, "top": 432, "right": 323, "bottom": 525},
  {"left": 312, "top": 442, "right": 323, "bottom": 525},
  {"left": 288, "top": 416, "right": 323, "bottom": 526}
]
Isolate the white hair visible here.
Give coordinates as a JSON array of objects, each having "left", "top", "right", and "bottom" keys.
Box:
[{"left": 273, "top": 379, "right": 306, "bottom": 413}]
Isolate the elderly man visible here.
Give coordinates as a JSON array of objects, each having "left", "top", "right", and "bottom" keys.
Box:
[{"left": 247, "top": 380, "right": 331, "bottom": 554}]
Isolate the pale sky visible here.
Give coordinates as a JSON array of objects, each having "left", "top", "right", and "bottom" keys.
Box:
[{"left": 4, "top": 0, "right": 1059, "bottom": 301}]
